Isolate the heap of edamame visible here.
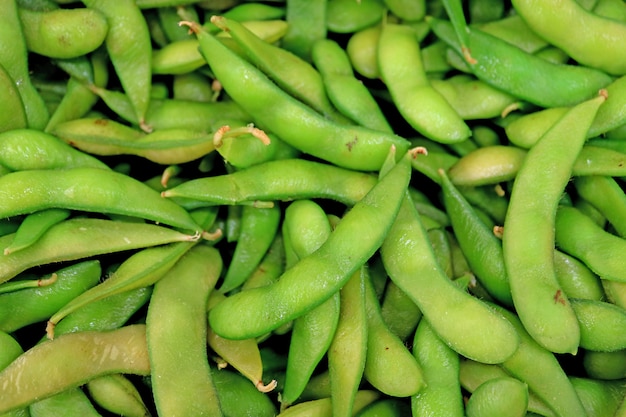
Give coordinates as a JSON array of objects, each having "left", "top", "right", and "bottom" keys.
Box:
[{"left": 1, "top": 0, "right": 626, "bottom": 416}]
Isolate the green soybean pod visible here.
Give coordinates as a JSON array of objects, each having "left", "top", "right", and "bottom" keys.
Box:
[
  {"left": 570, "top": 298, "right": 626, "bottom": 352},
  {"left": 0, "top": 331, "right": 28, "bottom": 417},
  {"left": 355, "top": 399, "right": 411, "bottom": 417},
  {"left": 0, "top": 325, "right": 150, "bottom": 414},
  {"left": 411, "top": 319, "right": 464, "bottom": 417},
  {"left": 378, "top": 22, "right": 470, "bottom": 144},
  {"left": 210, "top": 367, "right": 277, "bottom": 417},
  {"left": 157, "top": 5, "right": 198, "bottom": 42},
  {"left": 446, "top": 145, "right": 526, "bottom": 187},
  {"left": 0, "top": 167, "right": 202, "bottom": 234},
  {"left": 184, "top": 20, "right": 410, "bottom": 172},
  {"left": 29, "top": 388, "right": 102, "bottom": 417},
  {"left": 280, "top": 200, "right": 339, "bottom": 407},
  {"left": 380, "top": 192, "right": 519, "bottom": 364},
  {"left": 574, "top": 175, "right": 626, "bottom": 238},
  {"left": 583, "top": 349, "right": 626, "bottom": 380},
  {"left": 570, "top": 377, "right": 626, "bottom": 417},
  {"left": 206, "top": 291, "right": 276, "bottom": 392},
  {"left": 491, "top": 304, "right": 588, "bottom": 417},
  {"left": 0, "top": 0, "right": 49, "bottom": 130},
  {"left": 41, "top": 286, "right": 152, "bottom": 341},
  {"left": 326, "top": 0, "right": 385, "bottom": 33},
  {"left": 476, "top": 14, "right": 547, "bottom": 53},
  {"left": 439, "top": 169, "right": 512, "bottom": 304},
  {"left": 0, "top": 218, "right": 196, "bottom": 285},
  {"left": 213, "top": 16, "right": 348, "bottom": 124},
  {"left": 280, "top": 0, "right": 325, "bottom": 61},
  {"left": 383, "top": 0, "right": 425, "bottom": 21},
  {"left": 85, "top": 374, "right": 150, "bottom": 417},
  {"left": 346, "top": 24, "right": 381, "bottom": 79},
  {"left": 511, "top": 0, "right": 626, "bottom": 75},
  {"left": 362, "top": 267, "right": 426, "bottom": 398},
  {"left": 554, "top": 250, "right": 605, "bottom": 301},
  {"left": 0, "top": 62, "right": 27, "bottom": 133},
  {"left": 311, "top": 38, "right": 392, "bottom": 133},
  {"left": 4, "top": 209, "right": 70, "bottom": 255},
  {"left": 208, "top": 149, "right": 412, "bottom": 339},
  {"left": 430, "top": 75, "right": 523, "bottom": 121},
  {"left": 277, "top": 390, "right": 380, "bottom": 417},
  {"left": 429, "top": 12, "right": 612, "bottom": 108},
  {"left": 458, "top": 360, "right": 555, "bottom": 417},
  {"left": 219, "top": 204, "right": 281, "bottom": 293},
  {"left": 18, "top": 6, "right": 108, "bottom": 59},
  {"left": 0, "top": 128, "right": 109, "bottom": 172},
  {"left": 466, "top": 377, "right": 529, "bottom": 417},
  {"left": 502, "top": 92, "right": 606, "bottom": 354},
  {"left": 380, "top": 280, "right": 422, "bottom": 342},
  {"left": 47, "top": 242, "right": 195, "bottom": 338},
  {"left": 555, "top": 205, "right": 626, "bottom": 282},
  {"left": 328, "top": 269, "right": 367, "bottom": 417},
  {"left": 81, "top": 0, "right": 152, "bottom": 130},
  {"left": 0, "top": 261, "right": 101, "bottom": 333},
  {"left": 147, "top": 244, "right": 224, "bottom": 417}
]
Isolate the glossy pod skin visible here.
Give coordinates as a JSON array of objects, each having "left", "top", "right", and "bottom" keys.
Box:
[
  {"left": 511, "top": 0, "right": 626, "bottom": 75},
  {"left": 183, "top": 19, "right": 410, "bottom": 172},
  {"left": 18, "top": 5, "right": 108, "bottom": 59},
  {"left": 501, "top": 93, "right": 606, "bottom": 354},
  {"left": 0, "top": 325, "right": 150, "bottom": 415},
  {"left": 147, "top": 244, "right": 224, "bottom": 417},
  {"left": 0, "top": 218, "right": 197, "bottom": 284},
  {"left": 0, "top": 261, "right": 101, "bottom": 333},
  {"left": 0, "top": 167, "right": 202, "bottom": 233},
  {"left": 162, "top": 158, "right": 378, "bottom": 207},
  {"left": 208, "top": 149, "right": 412, "bottom": 339}
]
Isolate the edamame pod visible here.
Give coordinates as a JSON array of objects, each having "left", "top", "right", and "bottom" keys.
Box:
[
  {"left": 219, "top": 204, "right": 281, "bottom": 293},
  {"left": 29, "top": 387, "right": 102, "bottom": 417},
  {"left": 380, "top": 192, "right": 519, "bottom": 364},
  {"left": 0, "top": 62, "right": 27, "bottom": 133},
  {"left": 0, "top": 128, "right": 109, "bottom": 171},
  {"left": 18, "top": 6, "right": 108, "bottom": 59},
  {"left": 48, "top": 241, "right": 195, "bottom": 338},
  {"left": 411, "top": 319, "right": 464, "bottom": 417},
  {"left": 85, "top": 374, "right": 151, "bottom": 417},
  {"left": 555, "top": 205, "right": 626, "bottom": 282},
  {"left": 280, "top": 200, "right": 339, "bottom": 407},
  {"left": 162, "top": 158, "right": 378, "bottom": 207},
  {"left": 147, "top": 244, "right": 224, "bottom": 417},
  {"left": 208, "top": 148, "right": 412, "bottom": 339},
  {"left": 81, "top": 0, "right": 152, "bottom": 130},
  {"left": 0, "top": 261, "right": 100, "bottom": 333},
  {"left": 502, "top": 93, "right": 606, "bottom": 354},
  {"left": 0, "top": 218, "right": 198, "bottom": 284},
  {"left": 571, "top": 298, "right": 626, "bottom": 351},
  {"left": 0, "top": 325, "right": 150, "bottom": 415},
  {"left": 429, "top": 12, "right": 612, "bottom": 108},
  {"left": 183, "top": 20, "right": 410, "bottom": 171},
  {"left": 328, "top": 268, "right": 367, "bottom": 417},
  {"left": 378, "top": 22, "right": 470, "bottom": 144},
  {"left": 210, "top": 366, "right": 278, "bottom": 417},
  {"left": 4, "top": 208, "right": 70, "bottom": 255},
  {"left": 0, "top": 167, "right": 202, "bottom": 233},
  {"left": 511, "top": 0, "right": 626, "bottom": 75},
  {"left": 465, "top": 377, "right": 529, "bottom": 417}
]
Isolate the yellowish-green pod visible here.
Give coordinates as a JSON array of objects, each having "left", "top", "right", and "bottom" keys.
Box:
[
  {"left": 466, "top": 377, "right": 528, "bottom": 417},
  {"left": 0, "top": 62, "right": 27, "bottom": 133},
  {"left": 206, "top": 291, "right": 276, "bottom": 392},
  {"left": 571, "top": 298, "right": 626, "bottom": 352},
  {"left": 0, "top": 218, "right": 197, "bottom": 285},
  {"left": 18, "top": 6, "right": 108, "bottom": 59},
  {"left": 277, "top": 390, "right": 380, "bottom": 417},
  {"left": 378, "top": 23, "right": 470, "bottom": 144},
  {"left": 346, "top": 24, "right": 381, "bottom": 79},
  {"left": 328, "top": 269, "right": 368, "bottom": 417},
  {"left": 0, "top": 325, "right": 150, "bottom": 415},
  {"left": 511, "top": 0, "right": 626, "bottom": 75},
  {"left": 147, "top": 244, "right": 224, "bottom": 417},
  {"left": 85, "top": 374, "right": 151, "bottom": 417}
]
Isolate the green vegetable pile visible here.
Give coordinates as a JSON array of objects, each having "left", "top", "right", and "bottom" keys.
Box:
[{"left": 1, "top": 0, "right": 626, "bottom": 416}]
